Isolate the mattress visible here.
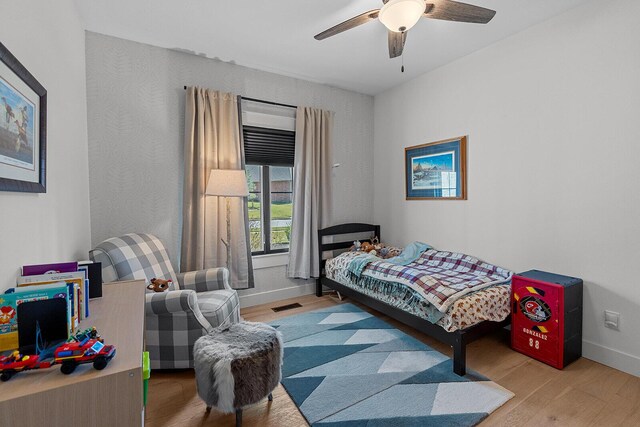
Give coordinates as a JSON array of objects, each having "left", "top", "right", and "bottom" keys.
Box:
[{"left": 325, "top": 250, "right": 511, "bottom": 332}]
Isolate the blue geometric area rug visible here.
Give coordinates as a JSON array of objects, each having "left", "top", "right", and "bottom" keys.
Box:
[{"left": 270, "top": 304, "right": 513, "bottom": 427}]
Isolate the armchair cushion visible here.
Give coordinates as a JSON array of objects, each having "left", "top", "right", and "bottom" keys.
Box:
[
  {"left": 197, "top": 289, "right": 241, "bottom": 329},
  {"left": 177, "top": 267, "right": 230, "bottom": 292}
]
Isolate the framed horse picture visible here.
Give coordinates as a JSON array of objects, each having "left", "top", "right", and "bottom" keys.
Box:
[
  {"left": 0, "top": 42, "right": 47, "bottom": 193},
  {"left": 405, "top": 136, "right": 467, "bottom": 200}
]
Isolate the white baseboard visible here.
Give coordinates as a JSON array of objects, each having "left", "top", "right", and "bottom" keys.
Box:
[
  {"left": 582, "top": 339, "right": 640, "bottom": 377},
  {"left": 239, "top": 283, "right": 316, "bottom": 308}
]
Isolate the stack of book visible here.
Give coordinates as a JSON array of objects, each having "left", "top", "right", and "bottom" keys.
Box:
[{"left": 0, "top": 261, "right": 98, "bottom": 353}]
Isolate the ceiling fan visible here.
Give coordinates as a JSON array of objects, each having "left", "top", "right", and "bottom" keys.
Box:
[{"left": 315, "top": 0, "right": 497, "bottom": 59}]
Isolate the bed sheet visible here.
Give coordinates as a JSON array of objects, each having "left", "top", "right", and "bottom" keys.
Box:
[{"left": 325, "top": 251, "right": 511, "bottom": 332}]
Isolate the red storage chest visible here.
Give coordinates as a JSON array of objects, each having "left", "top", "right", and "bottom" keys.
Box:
[{"left": 511, "top": 270, "right": 583, "bottom": 369}]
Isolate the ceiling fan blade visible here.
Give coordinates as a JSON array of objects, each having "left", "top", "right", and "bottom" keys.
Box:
[
  {"left": 315, "top": 10, "right": 380, "bottom": 40},
  {"left": 388, "top": 30, "right": 407, "bottom": 58},
  {"left": 425, "top": 0, "right": 496, "bottom": 24}
]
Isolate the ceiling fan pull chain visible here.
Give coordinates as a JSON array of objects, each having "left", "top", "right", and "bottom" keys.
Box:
[{"left": 401, "top": 51, "right": 405, "bottom": 73}]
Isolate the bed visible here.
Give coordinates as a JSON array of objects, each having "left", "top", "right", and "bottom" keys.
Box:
[{"left": 316, "top": 223, "right": 512, "bottom": 376}]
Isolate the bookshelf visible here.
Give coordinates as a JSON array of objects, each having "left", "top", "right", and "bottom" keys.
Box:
[{"left": 0, "top": 280, "right": 146, "bottom": 427}]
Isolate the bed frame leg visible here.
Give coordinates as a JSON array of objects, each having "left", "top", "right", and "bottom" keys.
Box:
[
  {"left": 453, "top": 335, "right": 467, "bottom": 376},
  {"left": 315, "top": 279, "right": 323, "bottom": 297}
]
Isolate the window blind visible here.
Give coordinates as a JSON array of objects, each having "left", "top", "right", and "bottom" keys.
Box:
[{"left": 243, "top": 126, "right": 295, "bottom": 167}]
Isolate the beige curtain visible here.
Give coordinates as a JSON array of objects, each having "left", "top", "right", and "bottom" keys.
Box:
[
  {"left": 181, "top": 87, "right": 253, "bottom": 289},
  {"left": 287, "top": 107, "right": 334, "bottom": 279}
]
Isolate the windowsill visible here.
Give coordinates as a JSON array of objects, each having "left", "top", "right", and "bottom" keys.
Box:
[{"left": 252, "top": 252, "right": 289, "bottom": 270}]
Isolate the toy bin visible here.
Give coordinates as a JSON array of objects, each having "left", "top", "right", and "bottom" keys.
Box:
[{"left": 511, "top": 270, "right": 583, "bottom": 369}]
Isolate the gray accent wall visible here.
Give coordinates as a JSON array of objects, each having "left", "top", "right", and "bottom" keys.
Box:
[{"left": 85, "top": 32, "right": 374, "bottom": 301}]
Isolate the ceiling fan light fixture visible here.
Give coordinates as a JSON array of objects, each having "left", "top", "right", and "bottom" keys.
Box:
[{"left": 379, "top": 0, "right": 425, "bottom": 33}]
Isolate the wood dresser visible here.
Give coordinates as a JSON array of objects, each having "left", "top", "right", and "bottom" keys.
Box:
[{"left": 0, "top": 280, "right": 146, "bottom": 427}]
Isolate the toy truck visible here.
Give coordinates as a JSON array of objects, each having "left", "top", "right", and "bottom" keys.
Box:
[{"left": 54, "top": 335, "right": 116, "bottom": 374}]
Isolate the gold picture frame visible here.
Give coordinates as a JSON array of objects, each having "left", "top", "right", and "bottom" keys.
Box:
[{"left": 405, "top": 136, "right": 467, "bottom": 200}]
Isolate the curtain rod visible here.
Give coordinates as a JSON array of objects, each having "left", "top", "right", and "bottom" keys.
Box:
[{"left": 183, "top": 86, "right": 297, "bottom": 109}]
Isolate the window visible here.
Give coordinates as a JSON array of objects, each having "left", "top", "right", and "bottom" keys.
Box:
[
  {"left": 243, "top": 125, "right": 295, "bottom": 255},
  {"left": 247, "top": 165, "right": 293, "bottom": 254}
]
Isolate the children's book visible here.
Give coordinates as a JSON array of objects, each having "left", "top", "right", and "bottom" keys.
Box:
[
  {"left": 84, "top": 279, "right": 90, "bottom": 318},
  {"left": 78, "top": 261, "right": 103, "bottom": 299},
  {"left": 0, "top": 283, "right": 69, "bottom": 352},
  {"left": 72, "top": 284, "right": 79, "bottom": 331},
  {"left": 17, "top": 271, "right": 86, "bottom": 286},
  {"left": 17, "top": 299, "right": 69, "bottom": 354},
  {"left": 22, "top": 262, "right": 79, "bottom": 276},
  {"left": 0, "top": 295, "right": 18, "bottom": 352},
  {"left": 17, "top": 271, "right": 86, "bottom": 322}
]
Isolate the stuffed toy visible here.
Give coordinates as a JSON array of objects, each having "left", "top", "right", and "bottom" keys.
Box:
[
  {"left": 361, "top": 237, "right": 384, "bottom": 254},
  {"left": 383, "top": 247, "right": 402, "bottom": 259},
  {"left": 351, "top": 236, "right": 400, "bottom": 259},
  {"left": 147, "top": 278, "right": 173, "bottom": 293},
  {"left": 360, "top": 242, "right": 374, "bottom": 253}
]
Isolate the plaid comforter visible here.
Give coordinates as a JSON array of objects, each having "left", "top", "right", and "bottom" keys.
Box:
[{"left": 357, "top": 249, "right": 513, "bottom": 313}]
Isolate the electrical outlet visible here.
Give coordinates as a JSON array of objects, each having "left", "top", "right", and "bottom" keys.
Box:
[{"left": 604, "top": 310, "right": 620, "bottom": 331}]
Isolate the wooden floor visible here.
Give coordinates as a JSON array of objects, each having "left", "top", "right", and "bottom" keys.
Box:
[{"left": 145, "top": 294, "right": 640, "bottom": 427}]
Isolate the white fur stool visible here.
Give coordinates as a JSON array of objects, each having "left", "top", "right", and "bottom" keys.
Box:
[{"left": 194, "top": 321, "right": 283, "bottom": 427}]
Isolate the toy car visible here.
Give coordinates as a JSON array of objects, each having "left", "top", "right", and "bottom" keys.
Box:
[
  {"left": 54, "top": 336, "right": 116, "bottom": 374},
  {"left": 0, "top": 326, "right": 116, "bottom": 380},
  {"left": 0, "top": 351, "right": 54, "bottom": 382}
]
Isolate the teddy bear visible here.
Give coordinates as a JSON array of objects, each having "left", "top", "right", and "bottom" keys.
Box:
[{"left": 147, "top": 278, "right": 173, "bottom": 292}]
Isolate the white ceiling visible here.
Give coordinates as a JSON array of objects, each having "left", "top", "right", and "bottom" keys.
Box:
[{"left": 75, "top": 0, "right": 590, "bottom": 95}]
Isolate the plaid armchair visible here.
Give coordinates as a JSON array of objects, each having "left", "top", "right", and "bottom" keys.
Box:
[{"left": 90, "top": 233, "right": 240, "bottom": 369}]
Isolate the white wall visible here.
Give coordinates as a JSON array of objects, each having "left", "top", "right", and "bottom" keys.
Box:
[
  {"left": 0, "top": 0, "right": 91, "bottom": 291},
  {"left": 84, "top": 32, "right": 374, "bottom": 305},
  {"left": 373, "top": 0, "right": 640, "bottom": 376}
]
